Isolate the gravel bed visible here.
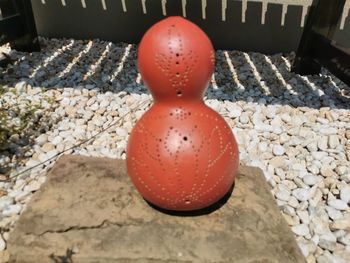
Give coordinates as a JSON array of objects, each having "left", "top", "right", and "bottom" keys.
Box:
[{"left": 0, "top": 38, "right": 350, "bottom": 262}]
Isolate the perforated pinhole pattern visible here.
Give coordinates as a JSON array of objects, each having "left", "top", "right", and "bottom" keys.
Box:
[{"left": 154, "top": 24, "right": 198, "bottom": 97}]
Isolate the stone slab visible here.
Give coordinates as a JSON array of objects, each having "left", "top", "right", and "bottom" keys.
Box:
[{"left": 7, "top": 155, "right": 305, "bottom": 263}]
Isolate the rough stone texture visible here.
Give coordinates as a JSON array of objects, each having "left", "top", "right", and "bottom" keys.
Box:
[{"left": 7, "top": 155, "right": 305, "bottom": 263}]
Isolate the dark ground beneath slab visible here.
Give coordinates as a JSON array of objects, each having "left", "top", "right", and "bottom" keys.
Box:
[{"left": 7, "top": 155, "right": 305, "bottom": 263}]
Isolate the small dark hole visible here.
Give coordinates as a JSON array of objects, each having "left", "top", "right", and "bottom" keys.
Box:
[
  {"left": 177, "top": 91, "right": 182, "bottom": 97},
  {"left": 176, "top": 53, "right": 179, "bottom": 57},
  {"left": 185, "top": 199, "right": 191, "bottom": 204},
  {"left": 176, "top": 72, "right": 180, "bottom": 77},
  {"left": 176, "top": 61, "right": 179, "bottom": 64},
  {"left": 183, "top": 137, "right": 187, "bottom": 141},
  {"left": 170, "top": 126, "right": 173, "bottom": 129}
]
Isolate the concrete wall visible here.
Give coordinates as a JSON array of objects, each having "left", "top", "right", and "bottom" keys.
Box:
[{"left": 31, "top": 0, "right": 350, "bottom": 54}]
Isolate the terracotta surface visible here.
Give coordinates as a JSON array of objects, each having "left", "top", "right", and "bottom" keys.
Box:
[
  {"left": 7, "top": 155, "right": 305, "bottom": 263},
  {"left": 127, "top": 17, "right": 239, "bottom": 211}
]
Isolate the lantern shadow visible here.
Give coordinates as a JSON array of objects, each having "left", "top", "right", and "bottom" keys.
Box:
[{"left": 145, "top": 182, "right": 235, "bottom": 217}]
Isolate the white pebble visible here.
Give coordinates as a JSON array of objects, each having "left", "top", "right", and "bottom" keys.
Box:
[
  {"left": 239, "top": 113, "right": 249, "bottom": 124},
  {"left": 0, "top": 196, "right": 14, "bottom": 210},
  {"left": 116, "top": 127, "right": 128, "bottom": 137},
  {"left": 328, "top": 135, "right": 340, "bottom": 149},
  {"left": 0, "top": 235, "right": 5, "bottom": 251},
  {"left": 51, "top": 136, "right": 63, "bottom": 145},
  {"left": 292, "top": 188, "right": 310, "bottom": 202},
  {"left": 340, "top": 186, "right": 350, "bottom": 204},
  {"left": 326, "top": 206, "right": 343, "bottom": 220},
  {"left": 2, "top": 204, "right": 22, "bottom": 217},
  {"left": 296, "top": 210, "right": 310, "bottom": 224},
  {"left": 35, "top": 134, "right": 48, "bottom": 146},
  {"left": 24, "top": 180, "right": 41, "bottom": 192},
  {"left": 311, "top": 151, "right": 328, "bottom": 161},
  {"left": 328, "top": 199, "right": 348, "bottom": 210},
  {"left": 331, "top": 218, "right": 350, "bottom": 230},
  {"left": 303, "top": 175, "right": 319, "bottom": 186},
  {"left": 291, "top": 224, "right": 309, "bottom": 236},
  {"left": 272, "top": 145, "right": 285, "bottom": 156}
]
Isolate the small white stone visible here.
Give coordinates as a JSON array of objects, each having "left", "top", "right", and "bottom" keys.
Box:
[
  {"left": 328, "top": 199, "right": 348, "bottom": 210},
  {"left": 326, "top": 206, "right": 343, "bottom": 220},
  {"left": 275, "top": 168, "right": 285, "bottom": 179},
  {"left": 340, "top": 174, "right": 350, "bottom": 183},
  {"left": 282, "top": 205, "right": 295, "bottom": 216},
  {"left": 318, "top": 233, "right": 337, "bottom": 251},
  {"left": 90, "top": 102, "right": 99, "bottom": 111},
  {"left": 275, "top": 185, "right": 291, "bottom": 202},
  {"left": 303, "top": 174, "right": 319, "bottom": 186},
  {"left": 306, "top": 141, "right": 318, "bottom": 152},
  {"left": 279, "top": 133, "right": 289, "bottom": 145},
  {"left": 291, "top": 224, "right": 309, "bottom": 236},
  {"left": 281, "top": 113, "right": 291, "bottom": 123},
  {"left": 116, "top": 127, "right": 128, "bottom": 137},
  {"left": 0, "top": 196, "right": 14, "bottom": 210},
  {"left": 57, "top": 122, "right": 70, "bottom": 131},
  {"left": 38, "top": 153, "right": 48, "bottom": 162},
  {"left": 47, "top": 150, "right": 59, "bottom": 159},
  {"left": 239, "top": 113, "right": 249, "bottom": 124},
  {"left": 24, "top": 180, "right": 41, "bottom": 192},
  {"left": 272, "top": 145, "right": 285, "bottom": 156},
  {"left": 335, "top": 166, "right": 348, "bottom": 176},
  {"left": 2, "top": 204, "right": 22, "bottom": 217},
  {"left": 338, "top": 234, "right": 350, "bottom": 246},
  {"left": 317, "top": 251, "right": 346, "bottom": 263},
  {"left": 51, "top": 136, "right": 63, "bottom": 145},
  {"left": 340, "top": 186, "right": 350, "bottom": 203},
  {"left": 298, "top": 241, "right": 309, "bottom": 257},
  {"left": 320, "top": 166, "right": 337, "bottom": 178},
  {"left": 288, "top": 197, "right": 299, "bottom": 208},
  {"left": 317, "top": 137, "right": 328, "bottom": 151},
  {"left": 307, "top": 165, "right": 319, "bottom": 175},
  {"left": 319, "top": 127, "right": 337, "bottom": 135},
  {"left": 13, "top": 179, "right": 26, "bottom": 190},
  {"left": 269, "top": 156, "right": 286, "bottom": 169},
  {"left": 227, "top": 107, "right": 241, "bottom": 118},
  {"left": 35, "top": 134, "right": 48, "bottom": 146},
  {"left": 258, "top": 141, "right": 268, "bottom": 153},
  {"left": 330, "top": 217, "right": 350, "bottom": 230},
  {"left": 0, "top": 235, "right": 5, "bottom": 251},
  {"left": 292, "top": 188, "right": 310, "bottom": 202},
  {"left": 14, "top": 190, "right": 31, "bottom": 202},
  {"left": 41, "top": 142, "right": 55, "bottom": 153},
  {"left": 311, "top": 151, "right": 327, "bottom": 161},
  {"left": 8, "top": 189, "right": 24, "bottom": 198},
  {"left": 297, "top": 210, "right": 310, "bottom": 224},
  {"left": 61, "top": 97, "right": 70, "bottom": 106},
  {"left": 328, "top": 134, "right": 339, "bottom": 149},
  {"left": 2, "top": 232, "right": 9, "bottom": 241},
  {"left": 26, "top": 159, "right": 40, "bottom": 168}
]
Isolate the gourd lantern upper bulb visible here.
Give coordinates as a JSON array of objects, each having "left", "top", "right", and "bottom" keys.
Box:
[
  {"left": 126, "top": 17, "right": 239, "bottom": 211},
  {"left": 137, "top": 17, "right": 214, "bottom": 102}
]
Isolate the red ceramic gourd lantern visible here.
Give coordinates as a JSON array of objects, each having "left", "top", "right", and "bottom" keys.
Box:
[{"left": 127, "top": 16, "right": 239, "bottom": 211}]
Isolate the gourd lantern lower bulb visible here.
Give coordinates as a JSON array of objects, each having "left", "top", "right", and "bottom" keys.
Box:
[{"left": 126, "top": 16, "right": 239, "bottom": 211}]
